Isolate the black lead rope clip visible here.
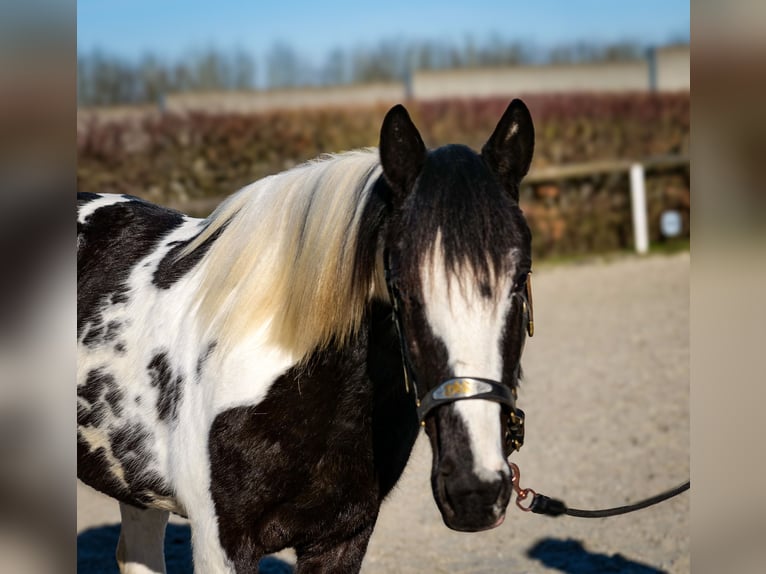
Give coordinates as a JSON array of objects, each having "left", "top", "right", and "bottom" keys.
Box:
[
  {"left": 508, "top": 462, "right": 690, "bottom": 519},
  {"left": 509, "top": 462, "right": 564, "bottom": 515}
]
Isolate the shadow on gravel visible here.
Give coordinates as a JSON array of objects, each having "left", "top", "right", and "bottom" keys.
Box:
[
  {"left": 77, "top": 523, "right": 294, "bottom": 573},
  {"left": 527, "top": 538, "right": 667, "bottom": 574}
]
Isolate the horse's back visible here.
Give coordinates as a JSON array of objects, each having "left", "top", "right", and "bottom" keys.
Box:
[{"left": 77, "top": 192, "right": 202, "bottom": 514}]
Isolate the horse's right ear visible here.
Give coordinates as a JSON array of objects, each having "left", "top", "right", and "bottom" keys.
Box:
[
  {"left": 379, "top": 104, "right": 427, "bottom": 199},
  {"left": 481, "top": 99, "right": 535, "bottom": 197}
]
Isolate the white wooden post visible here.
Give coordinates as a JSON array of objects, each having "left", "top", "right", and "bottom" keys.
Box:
[{"left": 629, "top": 162, "right": 649, "bottom": 254}]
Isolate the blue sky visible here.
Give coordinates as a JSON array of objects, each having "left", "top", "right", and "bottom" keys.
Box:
[{"left": 78, "top": 0, "right": 689, "bottom": 63}]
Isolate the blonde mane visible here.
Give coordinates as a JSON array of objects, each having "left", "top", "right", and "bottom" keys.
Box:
[{"left": 181, "top": 149, "right": 384, "bottom": 359}]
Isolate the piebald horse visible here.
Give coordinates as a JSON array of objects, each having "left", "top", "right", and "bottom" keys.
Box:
[{"left": 77, "top": 100, "right": 535, "bottom": 573}]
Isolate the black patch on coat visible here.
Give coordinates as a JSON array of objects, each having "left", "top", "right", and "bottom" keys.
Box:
[
  {"left": 77, "top": 371, "right": 176, "bottom": 508},
  {"left": 207, "top": 303, "right": 418, "bottom": 569},
  {"left": 77, "top": 369, "right": 120, "bottom": 426},
  {"left": 110, "top": 291, "right": 129, "bottom": 306},
  {"left": 148, "top": 352, "right": 183, "bottom": 422},
  {"left": 81, "top": 323, "right": 105, "bottom": 347},
  {"left": 152, "top": 225, "right": 226, "bottom": 289},
  {"left": 77, "top": 403, "right": 88, "bottom": 426},
  {"left": 105, "top": 386, "right": 124, "bottom": 418},
  {"left": 77, "top": 194, "right": 186, "bottom": 341},
  {"left": 81, "top": 320, "right": 123, "bottom": 348},
  {"left": 195, "top": 342, "right": 217, "bottom": 381},
  {"left": 77, "top": 401, "right": 107, "bottom": 428},
  {"left": 79, "top": 424, "right": 173, "bottom": 511},
  {"left": 114, "top": 342, "right": 126, "bottom": 354},
  {"left": 108, "top": 424, "right": 174, "bottom": 506},
  {"left": 77, "top": 432, "right": 139, "bottom": 507},
  {"left": 77, "top": 369, "right": 111, "bottom": 404},
  {"left": 104, "top": 320, "right": 122, "bottom": 341}
]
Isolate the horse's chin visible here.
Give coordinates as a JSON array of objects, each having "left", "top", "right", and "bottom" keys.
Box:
[
  {"left": 432, "top": 483, "right": 508, "bottom": 532},
  {"left": 440, "top": 509, "right": 506, "bottom": 532}
]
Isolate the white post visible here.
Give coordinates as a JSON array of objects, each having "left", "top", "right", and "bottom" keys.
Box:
[{"left": 629, "top": 162, "right": 649, "bottom": 254}]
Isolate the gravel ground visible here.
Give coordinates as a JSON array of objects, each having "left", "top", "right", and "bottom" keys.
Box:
[{"left": 78, "top": 252, "right": 690, "bottom": 573}]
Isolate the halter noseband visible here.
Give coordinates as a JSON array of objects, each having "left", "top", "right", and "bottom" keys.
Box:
[{"left": 383, "top": 249, "right": 530, "bottom": 453}]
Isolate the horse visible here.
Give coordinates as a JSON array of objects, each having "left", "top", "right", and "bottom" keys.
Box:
[{"left": 77, "top": 99, "right": 535, "bottom": 573}]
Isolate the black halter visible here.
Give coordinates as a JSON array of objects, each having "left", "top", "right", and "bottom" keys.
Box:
[{"left": 383, "top": 249, "right": 529, "bottom": 453}]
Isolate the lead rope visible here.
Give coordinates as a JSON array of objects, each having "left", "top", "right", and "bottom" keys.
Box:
[
  {"left": 508, "top": 462, "right": 690, "bottom": 518},
  {"left": 508, "top": 275, "right": 690, "bottom": 518}
]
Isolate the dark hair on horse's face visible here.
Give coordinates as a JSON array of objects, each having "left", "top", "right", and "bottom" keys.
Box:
[
  {"left": 379, "top": 101, "right": 535, "bottom": 531},
  {"left": 391, "top": 145, "right": 532, "bottom": 292}
]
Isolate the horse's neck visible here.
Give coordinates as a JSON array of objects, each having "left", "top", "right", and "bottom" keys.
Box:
[{"left": 366, "top": 300, "right": 420, "bottom": 496}]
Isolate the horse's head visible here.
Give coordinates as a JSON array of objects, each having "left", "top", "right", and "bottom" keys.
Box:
[{"left": 379, "top": 100, "right": 534, "bottom": 532}]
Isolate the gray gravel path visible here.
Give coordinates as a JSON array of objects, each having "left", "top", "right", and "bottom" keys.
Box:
[{"left": 78, "top": 252, "right": 689, "bottom": 573}]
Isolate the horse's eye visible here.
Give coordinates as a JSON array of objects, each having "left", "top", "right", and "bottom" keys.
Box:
[{"left": 513, "top": 272, "right": 528, "bottom": 292}]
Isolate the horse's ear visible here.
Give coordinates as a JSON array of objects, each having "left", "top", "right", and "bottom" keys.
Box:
[
  {"left": 379, "top": 104, "right": 427, "bottom": 200},
  {"left": 481, "top": 99, "right": 534, "bottom": 197}
]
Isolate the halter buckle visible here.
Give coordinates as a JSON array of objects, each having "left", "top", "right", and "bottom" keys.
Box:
[{"left": 506, "top": 407, "right": 525, "bottom": 453}]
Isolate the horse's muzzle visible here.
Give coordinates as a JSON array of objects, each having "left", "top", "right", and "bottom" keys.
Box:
[{"left": 432, "top": 465, "right": 512, "bottom": 532}]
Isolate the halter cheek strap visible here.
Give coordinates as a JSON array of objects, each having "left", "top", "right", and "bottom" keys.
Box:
[{"left": 383, "top": 249, "right": 420, "bottom": 398}]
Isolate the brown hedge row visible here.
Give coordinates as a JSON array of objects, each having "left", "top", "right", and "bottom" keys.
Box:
[{"left": 77, "top": 93, "right": 689, "bottom": 259}]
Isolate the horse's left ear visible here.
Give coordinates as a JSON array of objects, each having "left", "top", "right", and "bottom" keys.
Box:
[
  {"left": 379, "top": 104, "right": 427, "bottom": 201},
  {"left": 481, "top": 99, "right": 535, "bottom": 196}
]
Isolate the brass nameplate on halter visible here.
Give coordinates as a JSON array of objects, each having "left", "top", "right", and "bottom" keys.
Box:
[{"left": 433, "top": 378, "right": 493, "bottom": 400}]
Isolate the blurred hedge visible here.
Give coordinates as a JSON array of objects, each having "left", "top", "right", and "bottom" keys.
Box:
[{"left": 77, "top": 93, "right": 689, "bottom": 259}]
